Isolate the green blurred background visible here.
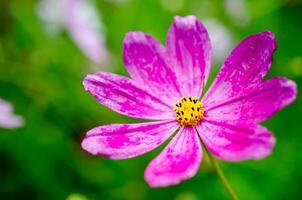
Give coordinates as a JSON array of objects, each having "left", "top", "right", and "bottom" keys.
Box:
[{"left": 0, "top": 0, "right": 302, "bottom": 199}]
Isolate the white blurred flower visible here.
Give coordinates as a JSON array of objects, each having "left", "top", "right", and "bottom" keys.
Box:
[
  {"left": 0, "top": 98, "right": 24, "bottom": 129},
  {"left": 203, "top": 19, "right": 233, "bottom": 63},
  {"left": 224, "top": 0, "right": 251, "bottom": 26},
  {"left": 36, "top": 0, "right": 109, "bottom": 65}
]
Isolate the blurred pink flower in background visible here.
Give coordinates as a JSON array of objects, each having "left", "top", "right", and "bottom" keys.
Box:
[
  {"left": 225, "top": 0, "right": 251, "bottom": 26},
  {"left": 36, "top": 0, "right": 109, "bottom": 65},
  {"left": 203, "top": 18, "right": 233, "bottom": 63},
  {"left": 0, "top": 98, "right": 24, "bottom": 129},
  {"left": 81, "top": 16, "right": 297, "bottom": 187}
]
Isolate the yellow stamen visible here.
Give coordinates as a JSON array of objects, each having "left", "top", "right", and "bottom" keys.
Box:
[{"left": 173, "top": 96, "right": 205, "bottom": 127}]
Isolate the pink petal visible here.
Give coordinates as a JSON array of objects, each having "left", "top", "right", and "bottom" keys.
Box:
[
  {"left": 203, "top": 31, "right": 277, "bottom": 107},
  {"left": 82, "top": 120, "right": 179, "bottom": 159},
  {"left": 64, "top": 0, "right": 109, "bottom": 64},
  {"left": 166, "top": 15, "right": 212, "bottom": 97},
  {"left": 144, "top": 126, "right": 202, "bottom": 187},
  {"left": 83, "top": 72, "right": 175, "bottom": 120},
  {"left": 0, "top": 98, "right": 25, "bottom": 129},
  {"left": 123, "top": 32, "right": 182, "bottom": 104},
  {"left": 196, "top": 121, "right": 275, "bottom": 161},
  {"left": 204, "top": 77, "right": 297, "bottom": 126}
]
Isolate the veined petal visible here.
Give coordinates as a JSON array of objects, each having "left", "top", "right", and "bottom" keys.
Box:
[
  {"left": 123, "top": 32, "right": 182, "bottom": 104},
  {"left": 82, "top": 120, "right": 179, "bottom": 159},
  {"left": 144, "top": 126, "right": 202, "bottom": 187},
  {"left": 204, "top": 78, "right": 297, "bottom": 126},
  {"left": 203, "top": 31, "right": 277, "bottom": 107},
  {"left": 83, "top": 72, "right": 175, "bottom": 120},
  {"left": 166, "top": 15, "right": 212, "bottom": 97},
  {"left": 196, "top": 121, "right": 275, "bottom": 162}
]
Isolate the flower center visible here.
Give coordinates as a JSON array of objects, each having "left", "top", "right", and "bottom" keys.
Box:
[{"left": 173, "top": 96, "right": 205, "bottom": 127}]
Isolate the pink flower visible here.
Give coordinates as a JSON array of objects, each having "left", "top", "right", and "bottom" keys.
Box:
[
  {"left": 37, "top": 0, "right": 109, "bottom": 65},
  {"left": 64, "top": 0, "right": 109, "bottom": 65},
  {"left": 81, "top": 16, "right": 297, "bottom": 187},
  {"left": 0, "top": 98, "right": 24, "bottom": 129}
]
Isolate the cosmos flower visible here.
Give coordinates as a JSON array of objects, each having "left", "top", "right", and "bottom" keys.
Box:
[
  {"left": 81, "top": 16, "right": 297, "bottom": 187},
  {"left": 0, "top": 98, "right": 24, "bottom": 129},
  {"left": 37, "top": 0, "right": 109, "bottom": 65}
]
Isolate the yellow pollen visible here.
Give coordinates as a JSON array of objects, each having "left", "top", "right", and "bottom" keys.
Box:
[{"left": 173, "top": 96, "right": 205, "bottom": 127}]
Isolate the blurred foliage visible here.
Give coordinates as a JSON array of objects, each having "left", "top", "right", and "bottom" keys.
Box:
[{"left": 0, "top": 0, "right": 302, "bottom": 200}]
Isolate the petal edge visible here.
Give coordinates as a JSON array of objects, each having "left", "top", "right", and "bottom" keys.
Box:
[
  {"left": 144, "top": 126, "right": 202, "bottom": 187},
  {"left": 81, "top": 120, "right": 179, "bottom": 159},
  {"left": 197, "top": 121, "right": 276, "bottom": 162},
  {"left": 83, "top": 72, "right": 175, "bottom": 120},
  {"left": 167, "top": 15, "right": 212, "bottom": 97}
]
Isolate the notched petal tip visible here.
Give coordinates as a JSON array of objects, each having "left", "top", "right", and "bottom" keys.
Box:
[
  {"left": 144, "top": 169, "right": 195, "bottom": 188},
  {"left": 123, "top": 31, "right": 148, "bottom": 44},
  {"left": 173, "top": 15, "right": 200, "bottom": 25},
  {"left": 82, "top": 73, "right": 98, "bottom": 92},
  {"left": 81, "top": 121, "right": 179, "bottom": 160},
  {"left": 197, "top": 123, "right": 277, "bottom": 162},
  {"left": 81, "top": 136, "right": 115, "bottom": 159},
  {"left": 171, "top": 15, "right": 208, "bottom": 37},
  {"left": 167, "top": 15, "right": 212, "bottom": 97},
  {"left": 262, "top": 30, "right": 277, "bottom": 49},
  {"left": 252, "top": 130, "right": 276, "bottom": 160},
  {"left": 81, "top": 129, "right": 120, "bottom": 158},
  {"left": 243, "top": 125, "right": 276, "bottom": 161},
  {"left": 253, "top": 30, "right": 277, "bottom": 52},
  {"left": 81, "top": 135, "right": 98, "bottom": 156},
  {"left": 279, "top": 77, "right": 298, "bottom": 106},
  {"left": 260, "top": 30, "right": 275, "bottom": 39},
  {"left": 122, "top": 32, "right": 160, "bottom": 54},
  {"left": 144, "top": 127, "right": 202, "bottom": 187},
  {"left": 122, "top": 31, "right": 159, "bottom": 66}
]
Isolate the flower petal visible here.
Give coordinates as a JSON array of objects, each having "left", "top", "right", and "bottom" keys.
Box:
[
  {"left": 83, "top": 72, "right": 175, "bottom": 120},
  {"left": 64, "top": 0, "right": 109, "bottom": 64},
  {"left": 144, "top": 126, "right": 202, "bottom": 187},
  {"left": 0, "top": 98, "right": 25, "bottom": 129},
  {"left": 82, "top": 120, "right": 179, "bottom": 159},
  {"left": 204, "top": 77, "right": 297, "bottom": 126},
  {"left": 123, "top": 32, "right": 182, "bottom": 104},
  {"left": 196, "top": 121, "right": 275, "bottom": 162},
  {"left": 203, "top": 31, "right": 277, "bottom": 107},
  {"left": 166, "top": 15, "right": 212, "bottom": 97}
]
